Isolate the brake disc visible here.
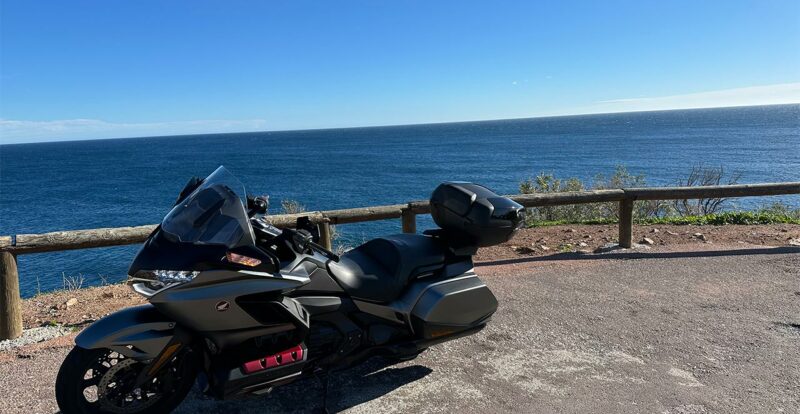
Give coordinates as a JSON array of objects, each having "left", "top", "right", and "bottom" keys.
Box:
[{"left": 97, "top": 358, "right": 163, "bottom": 414}]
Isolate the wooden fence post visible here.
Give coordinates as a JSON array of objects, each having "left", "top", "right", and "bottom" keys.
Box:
[
  {"left": 619, "top": 199, "right": 634, "bottom": 248},
  {"left": 0, "top": 251, "right": 23, "bottom": 340},
  {"left": 318, "top": 220, "right": 333, "bottom": 250},
  {"left": 401, "top": 208, "right": 416, "bottom": 234}
]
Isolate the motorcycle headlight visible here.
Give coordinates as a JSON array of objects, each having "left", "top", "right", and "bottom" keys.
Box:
[{"left": 128, "top": 270, "right": 199, "bottom": 297}]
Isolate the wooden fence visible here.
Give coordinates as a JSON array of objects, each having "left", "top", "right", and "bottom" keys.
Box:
[{"left": 1, "top": 182, "right": 798, "bottom": 339}]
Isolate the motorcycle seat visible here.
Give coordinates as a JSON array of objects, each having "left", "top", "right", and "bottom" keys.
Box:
[{"left": 327, "top": 234, "right": 447, "bottom": 303}]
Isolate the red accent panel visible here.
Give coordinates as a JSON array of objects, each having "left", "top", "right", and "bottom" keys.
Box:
[
  {"left": 242, "top": 359, "right": 265, "bottom": 374},
  {"left": 241, "top": 344, "right": 305, "bottom": 375},
  {"left": 264, "top": 355, "right": 280, "bottom": 368}
]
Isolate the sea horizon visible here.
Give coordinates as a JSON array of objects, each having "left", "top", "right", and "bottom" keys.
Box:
[{"left": 3, "top": 102, "right": 798, "bottom": 146}]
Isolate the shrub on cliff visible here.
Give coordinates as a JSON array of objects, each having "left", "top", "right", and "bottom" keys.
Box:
[{"left": 519, "top": 165, "right": 796, "bottom": 225}]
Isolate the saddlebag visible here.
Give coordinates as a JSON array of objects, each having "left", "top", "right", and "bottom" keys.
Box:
[{"left": 410, "top": 274, "right": 497, "bottom": 339}]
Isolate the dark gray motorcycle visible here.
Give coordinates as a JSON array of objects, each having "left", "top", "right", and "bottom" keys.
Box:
[{"left": 55, "top": 166, "right": 524, "bottom": 413}]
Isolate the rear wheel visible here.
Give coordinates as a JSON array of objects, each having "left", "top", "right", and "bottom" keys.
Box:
[{"left": 55, "top": 346, "right": 198, "bottom": 414}]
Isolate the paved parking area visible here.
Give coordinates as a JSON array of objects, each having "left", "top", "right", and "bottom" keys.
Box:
[{"left": 2, "top": 245, "right": 798, "bottom": 413}]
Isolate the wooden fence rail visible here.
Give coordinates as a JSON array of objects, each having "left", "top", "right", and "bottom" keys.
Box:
[{"left": 1, "top": 182, "right": 798, "bottom": 339}]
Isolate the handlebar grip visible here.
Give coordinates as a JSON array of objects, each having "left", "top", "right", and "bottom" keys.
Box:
[{"left": 308, "top": 241, "right": 340, "bottom": 262}]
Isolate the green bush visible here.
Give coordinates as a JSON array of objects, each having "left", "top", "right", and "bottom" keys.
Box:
[
  {"left": 592, "top": 166, "right": 672, "bottom": 220},
  {"left": 520, "top": 165, "right": 798, "bottom": 227},
  {"left": 520, "top": 165, "right": 670, "bottom": 225},
  {"left": 757, "top": 202, "right": 800, "bottom": 220},
  {"left": 520, "top": 173, "right": 600, "bottom": 223},
  {"left": 640, "top": 211, "right": 800, "bottom": 226}
]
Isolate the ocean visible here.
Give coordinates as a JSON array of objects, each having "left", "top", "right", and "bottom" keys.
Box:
[{"left": 2, "top": 104, "right": 799, "bottom": 297}]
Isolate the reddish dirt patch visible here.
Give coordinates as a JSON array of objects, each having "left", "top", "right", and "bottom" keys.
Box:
[
  {"left": 22, "top": 284, "right": 144, "bottom": 329},
  {"left": 476, "top": 223, "right": 799, "bottom": 262}
]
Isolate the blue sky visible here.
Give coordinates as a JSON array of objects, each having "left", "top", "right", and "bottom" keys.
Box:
[{"left": 1, "top": 0, "right": 799, "bottom": 143}]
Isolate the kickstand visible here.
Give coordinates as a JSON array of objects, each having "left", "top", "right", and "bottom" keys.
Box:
[{"left": 317, "top": 370, "right": 332, "bottom": 414}]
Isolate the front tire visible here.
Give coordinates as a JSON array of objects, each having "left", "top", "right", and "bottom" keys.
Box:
[{"left": 55, "top": 346, "right": 198, "bottom": 414}]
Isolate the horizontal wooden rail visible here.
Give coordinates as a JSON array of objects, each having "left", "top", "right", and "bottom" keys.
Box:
[
  {"left": 624, "top": 182, "right": 800, "bottom": 200},
  {"left": 1, "top": 181, "right": 798, "bottom": 339},
  {"left": 511, "top": 189, "right": 626, "bottom": 206},
  {"left": 2, "top": 183, "right": 799, "bottom": 255},
  {"left": 8, "top": 225, "right": 158, "bottom": 255}
]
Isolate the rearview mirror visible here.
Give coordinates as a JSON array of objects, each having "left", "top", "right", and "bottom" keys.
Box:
[{"left": 247, "top": 195, "right": 269, "bottom": 215}]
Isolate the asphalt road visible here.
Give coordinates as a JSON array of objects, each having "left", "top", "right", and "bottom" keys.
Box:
[{"left": 2, "top": 245, "right": 798, "bottom": 414}]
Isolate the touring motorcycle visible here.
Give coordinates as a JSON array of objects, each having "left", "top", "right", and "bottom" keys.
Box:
[{"left": 55, "top": 166, "right": 524, "bottom": 413}]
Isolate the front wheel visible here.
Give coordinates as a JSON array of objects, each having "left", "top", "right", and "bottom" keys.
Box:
[{"left": 55, "top": 346, "right": 198, "bottom": 414}]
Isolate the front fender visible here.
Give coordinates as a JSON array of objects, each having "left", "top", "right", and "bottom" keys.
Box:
[{"left": 75, "top": 304, "right": 175, "bottom": 360}]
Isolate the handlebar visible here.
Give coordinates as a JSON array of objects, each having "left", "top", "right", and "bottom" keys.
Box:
[
  {"left": 252, "top": 216, "right": 340, "bottom": 262},
  {"left": 308, "top": 240, "right": 340, "bottom": 262},
  {"left": 290, "top": 228, "right": 340, "bottom": 262}
]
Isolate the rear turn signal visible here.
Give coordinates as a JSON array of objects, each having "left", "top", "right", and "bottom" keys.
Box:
[{"left": 226, "top": 252, "right": 261, "bottom": 267}]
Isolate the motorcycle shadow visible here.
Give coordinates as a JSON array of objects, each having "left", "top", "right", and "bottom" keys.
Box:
[{"left": 176, "top": 356, "right": 434, "bottom": 413}]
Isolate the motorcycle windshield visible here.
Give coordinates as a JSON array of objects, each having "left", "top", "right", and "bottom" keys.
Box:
[{"left": 160, "top": 166, "right": 255, "bottom": 248}]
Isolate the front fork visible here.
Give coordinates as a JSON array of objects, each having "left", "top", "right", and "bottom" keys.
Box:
[{"left": 134, "top": 326, "right": 195, "bottom": 387}]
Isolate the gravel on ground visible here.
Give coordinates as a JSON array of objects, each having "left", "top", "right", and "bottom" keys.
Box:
[{"left": 0, "top": 326, "right": 73, "bottom": 352}]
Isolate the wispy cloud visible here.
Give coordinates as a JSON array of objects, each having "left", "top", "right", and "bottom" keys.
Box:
[
  {"left": 0, "top": 118, "right": 269, "bottom": 144},
  {"left": 590, "top": 83, "right": 800, "bottom": 112}
]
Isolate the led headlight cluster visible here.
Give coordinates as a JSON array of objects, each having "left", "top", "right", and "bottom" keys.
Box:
[
  {"left": 128, "top": 270, "right": 199, "bottom": 297},
  {"left": 152, "top": 270, "right": 199, "bottom": 284}
]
